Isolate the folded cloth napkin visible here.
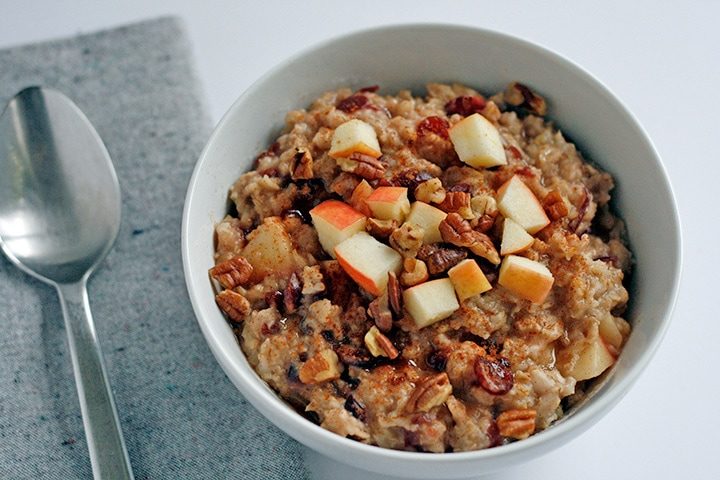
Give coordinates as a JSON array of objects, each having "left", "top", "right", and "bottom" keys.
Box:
[{"left": 0, "top": 17, "right": 308, "bottom": 479}]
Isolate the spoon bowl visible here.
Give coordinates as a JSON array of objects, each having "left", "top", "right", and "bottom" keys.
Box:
[{"left": 0, "top": 87, "right": 133, "bottom": 479}]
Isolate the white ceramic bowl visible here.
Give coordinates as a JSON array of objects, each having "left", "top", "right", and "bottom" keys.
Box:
[{"left": 182, "top": 24, "right": 681, "bottom": 478}]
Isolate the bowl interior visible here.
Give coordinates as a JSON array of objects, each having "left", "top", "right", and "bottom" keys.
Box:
[{"left": 182, "top": 24, "right": 681, "bottom": 478}]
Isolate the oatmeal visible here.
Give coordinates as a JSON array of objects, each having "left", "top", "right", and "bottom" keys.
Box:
[{"left": 209, "top": 82, "right": 632, "bottom": 452}]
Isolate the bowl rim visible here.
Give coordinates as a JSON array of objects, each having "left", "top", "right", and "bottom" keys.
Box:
[{"left": 182, "top": 22, "right": 683, "bottom": 464}]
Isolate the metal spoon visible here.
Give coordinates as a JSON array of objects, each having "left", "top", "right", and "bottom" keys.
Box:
[{"left": 0, "top": 87, "right": 133, "bottom": 479}]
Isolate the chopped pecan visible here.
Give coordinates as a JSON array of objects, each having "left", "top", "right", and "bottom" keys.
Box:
[
  {"left": 389, "top": 223, "right": 425, "bottom": 258},
  {"left": 569, "top": 187, "right": 591, "bottom": 233},
  {"left": 470, "top": 194, "right": 498, "bottom": 218},
  {"left": 290, "top": 148, "right": 314, "bottom": 180},
  {"left": 366, "top": 218, "right": 398, "bottom": 238},
  {"left": 437, "top": 191, "right": 473, "bottom": 219},
  {"left": 368, "top": 292, "right": 393, "bottom": 332},
  {"left": 387, "top": 272, "right": 402, "bottom": 316},
  {"left": 497, "top": 409, "right": 536, "bottom": 439},
  {"left": 439, "top": 213, "right": 500, "bottom": 264},
  {"left": 444, "top": 95, "right": 486, "bottom": 117},
  {"left": 209, "top": 256, "right": 253, "bottom": 289},
  {"left": 301, "top": 265, "right": 325, "bottom": 295},
  {"left": 299, "top": 350, "right": 341, "bottom": 384},
  {"left": 364, "top": 326, "right": 399, "bottom": 359},
  {"left": 405, "top": 373, "right": 452, "bottom": 413},
  {"left": 474, "top": 214, "right": 495, "bottom": 233},
  {"left": 283, "top": 272, "right": 302, "bottom": 314},
  {"left": 389, "top": 169, "right": 434, "bottom": 190},
  {"left": 543, "top": 190, "right": 569, "bottom": 220},
  {"left": 505, "top": 82, "right": 547, "bottom": 116},
  {"left": 329, "top": 171, "right": 361, "bottom": 201},
  {"left": 349, "top": 179, "right": 374, "bottom": 216},
  {"left": 335, "top": 344, "right": 374, "bottom": 368},
  {"left": 481, "top": 100, "right": 502, "bottom": 123},
  {"left": 401, "top": 258, "right": 429, "bottom": 286},
  {"left": 337, "top": 152, "right": 385, "bottom": 180},
  {"left": 215, "top": 290, "right": 251, "bottom": 323},
  {"left": 414, "top": 178, "right": 446, "bottom": 204},
  {"left": 417, "top": 243, "right": 467, "bottom": 275}
]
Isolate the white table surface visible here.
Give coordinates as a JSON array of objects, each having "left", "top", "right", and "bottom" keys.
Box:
[{"left": 2, "top": 1, "right": 717, "bottom": 479}]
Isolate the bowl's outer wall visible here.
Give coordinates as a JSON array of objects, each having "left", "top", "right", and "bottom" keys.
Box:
[{"left": 183, "top": 25, "right": 681, "bottom": 478}]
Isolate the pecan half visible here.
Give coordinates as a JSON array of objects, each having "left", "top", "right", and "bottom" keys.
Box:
[
  {"left": 389, "top": 223, "right": 425, "bottom": 258},
  {"left": 215, "top": 290, "right": 251, "bottom": 323},
  {"left": 368, "top": 292, "right": 393, "bottom": 332},
  {"left": 417, "top": 243, "right": 467, "bottom": 275},
  {"left": 542, "top": 190, "right": 569, "bottom": 221},
  {"left": 209, "top": 256, "right": 253, "bottom": 289},
  {"left": 299, "top": 350, "right": 341, "bottom": 384},
  {"left": 337, "top": 152, "right": 385, "bottom": 180},
  {"left": 505, "top": 82, "right": 547, "bottom": 116},
  {"left": 414, "top": 178, "right": 446, "bottom": 204},
  {"left": 366, "top": 218, "right": 398, "bottom": 238},
  {"left": 474, "top": 355, "right": 514, "bottom": 395},
  {"left": 497, "top": 409, "right": 536, "bottom": 439},
  {"left": 387, "top": 272, "right": 402, "bottom": 316},
  {"left": 301, "top": 265, "right": 325, "bottom": 295},
  {"left": 335, "top": 344, "right": 374, "bottom": 368},
  {"left": 329, "top": 171, "right": 361, "bottom": 201},
  {"left": 405, "top": 373, "right": 452, "bottom": 413},
  {"left": 364, "top": 326, "right": 399, "bottom": 359},
  {"left": 401, "top": 258, "right": 429, "bottom": 286},
  {"left": 283, "top": 272, "right": 302, "bottom": 314},
  {"left": 470, "top": 194, "right": 498, "bottom": 218},
  {"left": 437, "top": 191, "right": 473, "bottom": 219},
  {"left": 290, "top": 148, "right": 314, "bottom": 180},
  {"left": 439, "top": 213, "right": 500, "bottom": 264},
  {"left": 474, "top": 214, "right": 495, "bottom": 233}
]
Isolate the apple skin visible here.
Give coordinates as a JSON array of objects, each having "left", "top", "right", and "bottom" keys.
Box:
[
  {"left": 309, "top": 200, "right": 367, "bottom": 258},
  {"left": 448, "top": 113, "right": 507, "bottom": 168},
  {"left": 496, "top": 175, "right": 550, "bottom": 234},
  {"left": 500, "top": 217, "right": 534, "bottom": 255},
  {"left": 329, "top": 119, "right": 382, "bottom": 159},
  {"left": 334, "top": 231, "right": 402, "bottom": 296},
  {"left": 404, "top": 201, "right": 447, "bottom": 244},
  {"left": 403, "top": 278, "right": 460, "bottom": 328},
  {"left": 448, "top": 259, "right": 492, "bottom": 300},
  {"left": 497, "top": 254, "right": 554, "bottom": 304},
  {"left": 365, "top": 186, "right": 411, "bottom": 221}
]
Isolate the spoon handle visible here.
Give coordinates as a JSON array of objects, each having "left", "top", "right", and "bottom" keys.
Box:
[{"left": 56, "top": 281, "right": 134, "bottom": 480}]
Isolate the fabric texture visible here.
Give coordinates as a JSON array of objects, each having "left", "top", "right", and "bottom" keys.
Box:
[{"left": 0, "top": 17, "right": 308, "bottom": 479}]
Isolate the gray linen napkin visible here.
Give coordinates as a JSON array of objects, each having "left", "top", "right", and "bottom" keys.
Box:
[{"left": 0, "top": 17, "right": 308, "bottom": 479}]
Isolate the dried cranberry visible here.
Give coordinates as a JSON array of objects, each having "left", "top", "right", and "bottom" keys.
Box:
[
  {"left": 357, "top": 85, "right": 380, "bottom": 93},
  {"left": 474, "top": 356, "right": 514, "bottom": 395},
  {"left": 446, "top": 183, "right": 472, "bottom": 193},
  {"left": 283, "top": 272, "right": 302, "bottom": 314},
  {"left": 389, "top": 169, "right": 434, "bottom": 190},
  {"left": 507, "top": 145, "right": 523, "bottom": 160},
  {"left": 344, "top": 395, "right": 366, "bottom": 421},
  {"left": 425, "top": 350, "right": 447, "bottom": 372},
  {"left": 287, "top": 364, "right": 300, "bottom": 382},
  {"left": 417, "top": 116, "right": 450, "bottom": 140},
  {"left": 337, "top": 94, "right": 368, "bottom": 113},
  {"left": 265, "top": 290, "right": 283, "bottom": 310},
  {"left": 444, "top": 96, "right": 486, "bottom": 117},
  {"left": 487, "top": 419, "right": 503, "bottom": 447}
]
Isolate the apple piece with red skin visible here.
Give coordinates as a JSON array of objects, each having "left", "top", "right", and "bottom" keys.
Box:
[
  {"left": 403, "top": 201, "right": 447, "bottom": 244},
  {"left": 334, "top": 231, "right": 402, "bottom": 296},
  {"left": 329, "top": 119, "right": 382, "bottom": 159},
  {"left": 365, "top": 186, "right": 411, "bottom": 221},
  {"left": 497, "top": 254, "right": 554, "bottom": 304},
  {"left": 500, "top": 217, "right": 534, "bottom": 255},
  {"left": 496, "top": 175, "right": 550, "bottom": 234},
  {"left": 448, "top": 113, "right": 507, "bottom": 168},
  {"left": 309, "top": 200, "right": 367, "bottom": 259},
  {"left": 448, "top": 259, "right": 492, "bottom": 301},
  {"left": 403, "top": 278, "right": 460, "bottom": 328}
]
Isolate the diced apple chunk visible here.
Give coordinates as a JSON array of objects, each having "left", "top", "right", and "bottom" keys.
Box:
[
  {"left": 310, "top": 200, "right": 367, "bottom": 258},
  {"left": 500, "top": 217, "right": 534, "bottom": 255},
  {"left": 242, "top": 217, "right": 300, "bottom": 282},
  {"left": 365, "top": 186, "right": 411, "bottom": 221},
  {"left": 404, "top": 201, "right": 447, "bottom": 244},
  {"left": 334, "top": 232, "right": 402, "bottom": 296},
  {"left": 498, "top": 255, "right": 554, "bottom": 304},
  {"left": 496, "top": 175, "right": 550, "bottom": 234},
  {"left": 329, "top": 119, "right": 382, "bottom": 159},
  {"left": 448, "top": 113, "right": 507, "bottom": 168},
  {"left": 448, "top": 259, "right": 492, "bottom": 301},
  {"left": 599, "top": 315, "right": 623, "bottom": 353},
  {"left": 560, "top": 334, "right": 616, "bottom": 381},
  {"left": 403, "top": 278, "right": 460, "bottom": 328}
]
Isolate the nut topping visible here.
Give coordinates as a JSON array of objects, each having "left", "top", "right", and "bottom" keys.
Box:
[
  {"left": 542, "top": 189, "right": 569, "bottom": 221},
  {"left": 387, "top": 272, "right": 402, "bottom": 316},
  {"left": 504, "top": 82, "right": 547, "bottom": 116},
  {"left": 366, "top": 218, "right": 398, "bottom": 238},
  {"left": 496, "top": 409, "right": 536, "bottom": 439},
  {"left": 364, "top": 326, "right": 399, "bottom": 359},
  {"left": 299, "top": 349, "right": 341, "bottom": 384},
  {"left": 290, "top": 148, "right": 314, "bottom": 180},
  {"left": 337, "top": 152, "right": 386, "bottom": 180},
  {"left": 389, "top": 222, "right": 425, "bottom": 259},
  {"left": 439, "top": 213, "right": 500, "bottom": 265},
  {"left": 209, "top": 256, "right": 253, "bottom": 290},
  {"left": 215, "top": 290, "right": 251, "bottom": 323},
  {"left": 437, "top": 191, "right": 473, "bottom": 219},
  {"left": 405, "top": 373, "right": 452, "bottom": 413},
  {"left": 414, "top": 178, "right": 446, "bottom": 204},
  {"left": 283, "top": 272, "right": 302, "bottom": 314},
  {"left": 417, "top": 243, "right": 467, "bottom": 275},
  {"left": 368, "top": 292, "right": 393, "bottom": 332},
  {"left": 400, "top": 258, "right": 429, "bottom": 287},
  {"left": 301, "top": 265, "right": 325, "bottom": 295}
]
